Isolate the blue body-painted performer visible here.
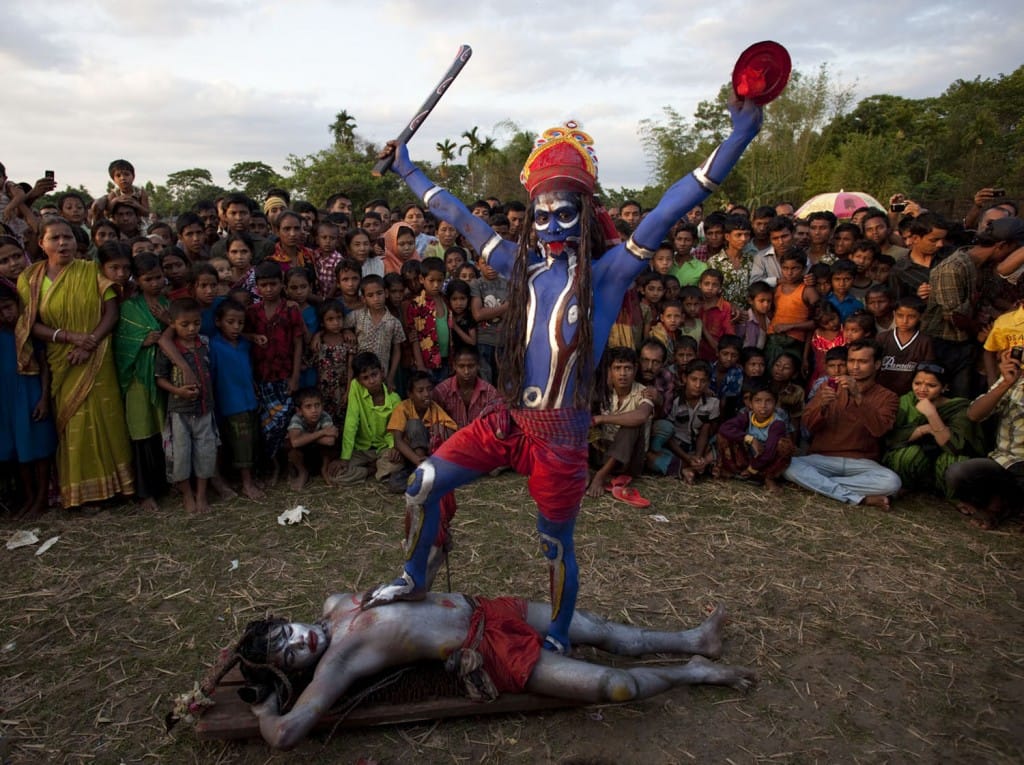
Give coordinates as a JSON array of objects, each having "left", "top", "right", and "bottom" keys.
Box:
[{"left": 365, "top": 96, "right": 765, "bottom": 653}]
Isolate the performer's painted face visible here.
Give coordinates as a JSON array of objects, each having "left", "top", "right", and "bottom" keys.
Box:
[
  {"left": 267, "top": 622, "right": 328, "bottom": 670},
  {"left": 533, "top": 191, "right": 581, "bottom": 255}
]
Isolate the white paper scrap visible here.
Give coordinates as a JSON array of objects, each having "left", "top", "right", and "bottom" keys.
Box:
[
  {"left": 277, "top": 505, "right": 309, "bottom": 526},
  {"left": 35, "top": 536, "right": 59, "bottom": 556}
]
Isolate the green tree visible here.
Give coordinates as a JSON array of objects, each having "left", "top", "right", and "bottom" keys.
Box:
[
  {"left": 163, "top": 168, "right": 224, "bottom": 214},
  {"left": 227, "top": 161, "right": 285, "bottom": 200},
  {"left": 436, "top": 139, "right": 457, "bottom": 182},
  {"left": 285, "top": 136, "right": 404, "bottom": 209}
]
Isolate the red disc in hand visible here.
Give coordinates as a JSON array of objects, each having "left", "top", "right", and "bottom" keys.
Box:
[{"left": 732, "top": 41, "right": 791, "bottom": 105}]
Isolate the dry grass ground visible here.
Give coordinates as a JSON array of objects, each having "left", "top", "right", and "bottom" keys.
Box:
[{"left": 1, "top": 472, "right": 1022, "bottom": 764}]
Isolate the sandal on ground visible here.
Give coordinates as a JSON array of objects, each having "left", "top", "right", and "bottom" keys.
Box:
[
  {"left": 611, "top": 485, "right": 651, "bottom": 508},
  {"left": 605, "top": 475, "right": 633, "bottom": 492}
]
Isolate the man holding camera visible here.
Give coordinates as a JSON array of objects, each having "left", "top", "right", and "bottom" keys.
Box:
[{"left": 922, "top": 217, "right": 1024, "bottom": 397}]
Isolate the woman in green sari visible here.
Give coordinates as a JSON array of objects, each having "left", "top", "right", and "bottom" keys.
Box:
[
  {"left": 16, "top": 217, "right": 133, "bottom": 508},
  {"left": 882, "top": 363, "right": 985, "bottom": 498}
]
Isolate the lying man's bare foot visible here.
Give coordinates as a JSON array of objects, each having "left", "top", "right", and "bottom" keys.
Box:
[
  {"left": 689, "top": 604, "right": 729, "bottom": 659},
  {"left": 861, "top": 495, "right": 891, "bottom": 511},
  {"left": 686, "top": 655, "right": 758, "bottom": 692}
]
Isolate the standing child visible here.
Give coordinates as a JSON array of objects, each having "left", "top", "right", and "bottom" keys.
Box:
[
  {"left": 826, "top": 260, "right": 864, "bottom": 321},
  {"left": 806, "top": 303, "right": 845, "bottom": 384},
  {"left": 334, "top": 351, "right": 403, "bottom": 484},
  {"left": 161, "top": 250, "right": 191, "bottom": 299},
  {"left": 678, "top": 286, "right": 704, "bottom": 344},
  {"left": 285, "top": 267, "right": 319, "bottom": 389},
  {"left": 225, "top": 232, "right": 257, "bottom": 297},
  {"left": 717, "top": 379, "right": 794, "bottom": 491},
  {"left": 345, "top": 274, "right": 406, "bottom": 392},
  {"left": 114, "top": 253, "right": 169, "bottom": 512},
  {"left": 698, "top": 269, "right": 735, "bottom": 361},
  {"left": 842, "top": 310, "right": 877, "bottom": 343},
  {"left": 651, "top": 244, "right": 674, "bottom": 277},
  {"left": 445, "top": 279, "right": 477, "bottom": 360},
  {"left": 313, "top": 222, "right": 343, "bottom": 299},
  {"left": 246, "top": 261, "right": 304, "bottom": 475},
  {"left": 191, "top": 263, "right": 223, "bottom": 339},
  {"left": 865, "top": 285, "right": 895, "bottom": 334},
  {"left": 735, "top": 281, "right": 772, "bottom": 349},
  {"left": 209, "top": 300, "right": 264, "bottom": 500},
  {"left": 470, "top": 257, "right": 509, "bottom": 386},
  {"left": 335, "top": 258, "right": 364, "bottom": 315},
  {"left": 155, "top": 299, "right": 217, "bottom": 514},
  {"left": 286, "top": 387, "right": 339, "bottom": 490},
  {"left": 810, "top": 263, "right": 832, "bottom": 299},
  {"left": 669, "top": 335, "right": 700, "bottom": 380},
  {"left": 769, "top": 352, "right": 805, "bottom": 437},
  {"left": 636, "top": 272, "right": 665, "bottom": 332},
  {"left": 767, "top": 249, "right": 819, "bottom": 368},
  {"left": 849, "top": 241, "right": 878, "bottom": 302},
  {"left": 97, "top": 242, "right": 134, "bottom": 302},
  {"left": 406, "top": 258, "right": 450, "bottom": 383},
  {"left": 0, "top": 284, "right": 56, "bottom": 518},
  {"left": 313, "top": 299, "right": 355, "bottom": 424},
  {"left": 877, "top": 296, "right": 935, "bottom": 395},
  {"left": 208, "top": 256, "right": 233, "bottom": 296},
  {"left": 90, "top": 158, "right": 150, "bottom": 222},
  {"left": 710, "top": 334, "right": 743, "bottom": 418},
  {"left": 647, "top": 298, "right": 684, "bottom": 359},
  {"left": 346, "top": 228, "right": 382, "bottom": 278}
]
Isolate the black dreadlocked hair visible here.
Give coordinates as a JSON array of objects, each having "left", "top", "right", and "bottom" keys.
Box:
[{"left": 497, "top": 193, "right": 608, "bottom": 409}]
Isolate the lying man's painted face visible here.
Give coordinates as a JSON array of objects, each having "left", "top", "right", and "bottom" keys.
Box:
[
  {"left": 267, "top": 621, "right": 329, "bottom": 670},
  {"left": 533, "top": 191, "right": 581, "bottom": 256}
]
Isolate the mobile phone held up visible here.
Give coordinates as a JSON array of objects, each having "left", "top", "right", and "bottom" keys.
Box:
[{"left": 45, "top": 170, "right": 54, "bottom": 180}]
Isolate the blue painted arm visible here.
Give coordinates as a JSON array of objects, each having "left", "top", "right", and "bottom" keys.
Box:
[
  {"left": 388, "top": 143, "right": 516, "bottom": 276},
  {"left": 632, "top": 97, "right": 764, "bottom": 252}
]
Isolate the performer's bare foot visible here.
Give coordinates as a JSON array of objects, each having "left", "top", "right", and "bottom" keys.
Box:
[
  {"left": 211, "top": 476, "right": 237, "bottom": 500},
  {"left": 861, "top": 495, "right": 891, "bottom": 511},
  {"left": 240, "top": 480, "right": 265, "bottom": 500},
  {"left": 361, "top": 571, "right": 426, "bottom": 610}
]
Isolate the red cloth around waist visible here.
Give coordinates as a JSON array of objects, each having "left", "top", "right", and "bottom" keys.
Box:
[{"left": 463, "top": 596, "right": 542, "bottom": 693}]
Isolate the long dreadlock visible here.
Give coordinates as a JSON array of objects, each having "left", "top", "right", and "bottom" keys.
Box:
[{"left": 497, "top": 193, "right": 607, "bottom": 409}]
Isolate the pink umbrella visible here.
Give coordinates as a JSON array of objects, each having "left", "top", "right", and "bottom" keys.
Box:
[{"left": 795, "top": 190, "right": 885, "bottom": 221}]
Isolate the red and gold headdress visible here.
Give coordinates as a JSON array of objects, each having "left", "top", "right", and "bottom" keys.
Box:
[{"left": 520, "top": 121, "right": 598, "bottom": 199}]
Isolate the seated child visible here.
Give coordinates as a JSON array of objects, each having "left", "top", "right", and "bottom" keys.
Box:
[
  {"left": 806, "top": 345, "right": 849, "bottom": 401},
  {"left": 154, "top": 298, "right": 216, "bottom": 514},
  {"left": 717, "top": 378, "right": 795, "bottom": 491},
  {"left": 90, "top": 158, "right": 150, "bottom": 222},
  {"left": 386, "top": 370, "right": 458, "bottom": 493},
  {"left": 287, "top": 387, "right": 340, "bottom": 490},
  {"left": 587, "top": 346, "right": 657, "bottom": 497},
  {"left": 334, "top": 351, "right": 403, "bottom": 484},
  {"left": 647, "top": 359, "right": 719, "bottom": 485}
]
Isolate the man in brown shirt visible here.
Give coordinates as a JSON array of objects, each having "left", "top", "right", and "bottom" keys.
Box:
[{"left": 784, "top": 339, "right": 901, "bottom": 509}]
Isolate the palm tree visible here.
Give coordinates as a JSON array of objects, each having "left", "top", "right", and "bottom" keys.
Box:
[
  {"left": 329, "top": 110, "right": 357, "bottom": 148},
  {"left": 436, "top": 139, "right": 457, "bottom": 181}
]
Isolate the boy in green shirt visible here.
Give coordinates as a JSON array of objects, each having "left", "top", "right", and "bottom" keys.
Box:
[{"left": 332, "top": 351, "right": 403, "bottom": 484}]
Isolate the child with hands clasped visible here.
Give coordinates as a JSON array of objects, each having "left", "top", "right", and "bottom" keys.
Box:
[
  {"left": 312, "top": 300, "right": 355, "bottom": 424},
  {"left": 406, "top": 258, "right": 450, "bottom": 383},
  {"left": 717, "top": 379, "right": 794, "bottom": 491},
  {"left": 647, "top": 359, "right": 720, "bottom": 485},
  {"left": 286, "top": 387, "right": 339, "bottom": 490},
  {"left": 155, "top": 299, "right": 216, "bottom": 514}
]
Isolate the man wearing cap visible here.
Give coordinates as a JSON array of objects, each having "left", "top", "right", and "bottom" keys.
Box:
[
  {"left": 922, "top": 217, "right": 1023, "bottom": 397},
  {"left": 362, "top": 98, "right": 765, "bottom": 654}
]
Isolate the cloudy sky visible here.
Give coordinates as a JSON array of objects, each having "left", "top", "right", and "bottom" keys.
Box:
[{"left": 4, "top": 1, "right": 1020, "bottom": 201}]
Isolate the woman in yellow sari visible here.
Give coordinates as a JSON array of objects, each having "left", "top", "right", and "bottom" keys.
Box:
[{"left": 16, "top": 217, "right": 133, "bottom": 507}]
